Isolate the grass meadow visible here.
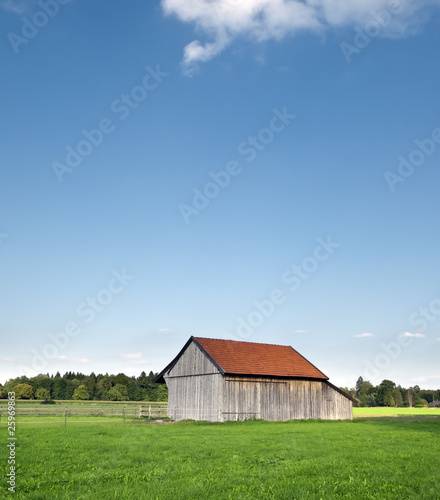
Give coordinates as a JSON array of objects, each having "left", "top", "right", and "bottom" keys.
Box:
[{"left": 1, "top": 409, "right": 439, "bottom": 499}]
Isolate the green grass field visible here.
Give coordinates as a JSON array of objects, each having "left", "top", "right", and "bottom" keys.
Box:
[{"left": 1, "top": 410, "right": 439, "bottom": 499}]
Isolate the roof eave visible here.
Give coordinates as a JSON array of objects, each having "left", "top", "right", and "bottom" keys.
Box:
[
  {"left": 223, "top": 373, "right": 328, "bottom": 381},
  {"left": 288, "top": 346, "right": 329, "bottom": 380},
  {"left": 325, "top": 380, "right": 358, "bottom": 403}
]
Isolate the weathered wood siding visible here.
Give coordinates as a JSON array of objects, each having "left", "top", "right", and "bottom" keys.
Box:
[
  {"left": 165, "top": 341, "right": 223, "bottom": 421},
  {"left": 222, "top": 377, "right": 352, "bottom": 421},
  {"left": 167, "top": 341, "right": 219, "bottom": 377},
  {"left": 163, "top": 340, "right": 352, "bottom": 421}
]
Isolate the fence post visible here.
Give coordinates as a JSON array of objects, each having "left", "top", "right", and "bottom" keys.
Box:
[
  {"left": 123, "top": 407, "right": 125, "bottom": 424},
  {"left": 65, "top": 407, "right": 67, "bottom": 427},
  {"left": 149, "top": 405, "right": 151, "bottom": 418}
]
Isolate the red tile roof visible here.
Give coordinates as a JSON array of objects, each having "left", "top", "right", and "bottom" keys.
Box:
[{"left": 193, "top": 337, "right": 328, "bottom": 380}]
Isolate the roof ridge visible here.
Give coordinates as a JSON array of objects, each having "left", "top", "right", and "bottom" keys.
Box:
[{"left": 192, "top": 336, "right": 294, "bottom": 348}]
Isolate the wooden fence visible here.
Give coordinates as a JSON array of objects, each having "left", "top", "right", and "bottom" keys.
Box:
[
  {"left": 139, "top": 405, "right": 168, "bottom": 419},
  {"left": 0, "top": 402, "right": 168, "bottom": 419}
]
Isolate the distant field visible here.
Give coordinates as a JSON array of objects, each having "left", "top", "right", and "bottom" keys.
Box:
[
  {"left": 1, "top": 413, "right": 439, "bottom": 499},
  {"left": 353, "top": 407, "right": 440, "bottom": 417}
]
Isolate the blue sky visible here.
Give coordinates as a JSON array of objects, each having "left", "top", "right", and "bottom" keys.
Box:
[{"left": 1, "top": 0, "right": 440, "bottom": 389}]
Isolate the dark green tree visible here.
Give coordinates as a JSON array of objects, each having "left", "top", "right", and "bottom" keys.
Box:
[
  {"left": 63, "top": 380, "right": 76, "bottom": 399},
  {"left": 35, "top": 388, "right": 50, "bottom": 400},
  {"left": 377, "top": 380, "right": 395, "bottom": 406},
  {"left": 52, "top": 377, "right": 67, "bottom": 399},
  {"left": 394, "top": 387, "right": 403, "bottom": 407},
  {"left": 85, "top": 373, "right": 97, "bottom": 399}
]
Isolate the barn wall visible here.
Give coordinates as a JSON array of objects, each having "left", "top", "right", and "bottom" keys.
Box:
[
  {"left": 223, "top": 376, "right": 290, "bottom": 421},
  {"left": 165, "top": 373, "right": 224, "bottom": 421},
  {"left": 223, "top": 377, "right": 352, "bottom": 421},
  {"left": 165, "top": 340, "right": 223, "bottom": 420}
]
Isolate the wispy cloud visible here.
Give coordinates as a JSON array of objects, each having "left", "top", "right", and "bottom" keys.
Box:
[
  {"left": 400, "top": 332, "right": 425, "bottom": 338},
  {"left": 56, "top": 356, "right": 90, "bottom": 363},
  {"left": 161, "top": 0, "right": 440, "bottom": 75},
  {"left": 354, "top": 332, "right": 374, "bottom": 338},
  {"left": 1, "top": 0, "right": 31, "bottom": 15},
  {"left": 294, "top": 329, "right": 307, "bottom": 334},
  {"left": 121, "top": 353, "right": 142, "bottom": 360},
  {"left": 158, "top": 328, "right": 171, "bottom": 332},
  {"left": 413, "top": 375, "right": 440, "bottom": 383},
  {"left": 2, "top": 357, "right": 16, "bottom": 362}
]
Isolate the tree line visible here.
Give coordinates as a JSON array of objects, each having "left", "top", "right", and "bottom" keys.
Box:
[
  {"left": 2, "top": 372, "right": 438, "bottom": 407},
  {"left": 0, "top": 371, "right": 167, "bottom": 402},
  {"left": 343, "top": 377, "right": 440, "bottom": 407}
]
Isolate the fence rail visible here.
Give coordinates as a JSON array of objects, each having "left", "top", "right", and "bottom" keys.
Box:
[
  {"left": 0, "top": 403, "right": 168, "bottom": 419},
  {"left": 139, "top": 405, "right": 169, "bottom": 418}
]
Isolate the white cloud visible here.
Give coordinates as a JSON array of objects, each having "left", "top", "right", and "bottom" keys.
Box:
[
  {"left": 294, "top": 329, "right": 307, "bottom": 334},
  {"left": 413, "top": 375, "right": 440, "bottom": 383},
  {"left": 354, "top": 333, "right": 374, "bottom": 338},
  {"left": 158, "top": 328, "right": 171, "bottom": 332},
  {"left": 121, "top": 353, "right": 142, "bottom": 360},
  {"left": 2, "top": 357, "right": 16, "bottom": 362},
  {"left": 161, "top": 0, "right": 440, "bottom": 74},
  {"left": 55, "top": 356, "right": 90, "bottom": 363},
  {"left": 400, "top": 332, "right": 426, "bottom": 338}
]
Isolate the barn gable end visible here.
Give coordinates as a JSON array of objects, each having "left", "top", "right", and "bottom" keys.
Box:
[
  {"left": 155, "top": 337, "right": 355, "bottom": 421},
  {"left": 161, "top": 338, "right": 224, "bottom": 421},
  {"left": 167, "top": 339, "right": 221, "bottom": 378}
]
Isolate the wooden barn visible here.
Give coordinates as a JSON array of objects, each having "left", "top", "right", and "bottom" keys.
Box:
[{"left": 154, "top": 336, "right": 356, "bottom": 421}]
